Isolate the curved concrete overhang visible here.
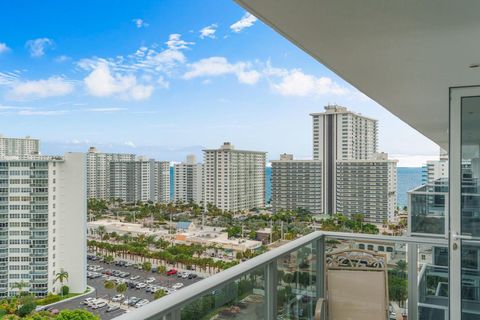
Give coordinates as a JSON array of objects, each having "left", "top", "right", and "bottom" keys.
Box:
[{"left": 235, "top": 0, "right": 480, "bottom": 147}]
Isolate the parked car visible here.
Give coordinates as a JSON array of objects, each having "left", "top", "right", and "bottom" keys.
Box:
[
  {"left": 112, "top": 294, "right": 125, "bottom": 302},
  {"left": 130, "top": 275, "right": 140, "bottom": 280},
  {"left": 123, "top": 297, "right": 137, "bottom": 305},
  {"left": 106, "top": 304, "right": 120, "bottom": 312},
  {"left": 83, "top": 297, "right": 95, "bottom": 305},
  {"left": 146, "top": 277, "right": 155, "bottom": 284},
  {"left": 182, "top": 272, "right": 190, "bottom": 279},
  {"left": 166, "top": 269, "right": 177, "bottom": 276},
  {"left": 91, "top": 300, "right": 107, "bottom": 309},
  {"left": 128, "top": 297, "right": 141, "bottom": 306},
  {"left": 87, "top": 299, "right": 99, "bottom": 307},
  {"left": 172, "top": 282, "right": 184, "bottom": 290},
  {"left": 188, "top": 273, "right": 197, "bottom": 279},
  {"left": 136, "top": 282, "right": 147, "bottom": 289},
  {"left": 135, "top": 299, "right": 149, "bottom": 308}
]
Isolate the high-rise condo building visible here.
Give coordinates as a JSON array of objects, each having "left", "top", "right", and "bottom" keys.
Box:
[
  {"left": 0, "top": 135, "right": 40, "bottom": 157},
  {"left": 203, "top": 142, "right": 266, "bottom": 212},
  {"left": 310, "top": 106, "right": 397, "bottom": 221},
  {"left": 271, "top": 154, "right": 323, "bottom": 214},
  {"left": 174, "top": 155, "right": 204, "bottom": 204},
  {"left": 86, "top": 147, "right": 135, "bottom": 200},
  {"left": 335, "top": 153, "right": 398, "bottom": 223},
  {"left": 0, "top": 153, "right": 86, "bottom": 297},
  {"left": 109, "top": 158, "right": 170, "bottom": 204}
]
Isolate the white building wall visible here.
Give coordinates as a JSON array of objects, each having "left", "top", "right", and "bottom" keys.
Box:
[
  {"left": 204, "top": 143, "right": 265, "bottom": 212},
  {"left": 174, "top": 155, "right": 203, "bottom": 204},
  {"left": 0, "top": 136, "right": 40, "bottom": 156}
]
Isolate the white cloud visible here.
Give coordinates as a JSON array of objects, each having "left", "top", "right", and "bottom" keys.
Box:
[
  {"left": 17, "top": 110, "right": 68, "bottom": 116},
  {"left": 55, "top": 55, "right": 70, "bottom": 63},
  {"left": 199, "top": 24, "right": 217, "bottom": 39},
  {"left": 84, "top": 107, "right": 126, "bottom": 112},
  {"left": 265, "top": 65, "right": 348, "bottom": 97},
  {"left": 132, "top": 18, "right": 149, "bottom": 28},
  {"left": 166, "top": 34, "right": 194, "bottom": 50},
  {"left": 183, "top": 57, "right": 261, "bottom": 85},
  {"left": 83, "top": 62, "right": 154, "bottom": 100},
  {"left": 0, "top": 43, "right": 10, "bottom": 54},
  {"left": 25, "top": 38, "right": 54, "bottom": 57},
  {"left": 8, "top": 77, "right": 74, "bottom": 100},
  {"left": 124, "top": 141, "right": 136, "bottom": 148},
  {"left": 0, "top": 71, "right": 20, "bottom": 85},
  {"left": 157, "top": 76, "right": 170, "bottom": 89},
  {"left": 230, "top": 13, "right": 257, "bottom": 33}
]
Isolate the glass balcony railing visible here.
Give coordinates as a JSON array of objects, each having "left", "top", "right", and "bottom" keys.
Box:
[
  {"left": 409, "top": 183, "right": 448, "bottom": 237},
  {"left": 116, "top": 231, "right": 453, "bottom": 320}
]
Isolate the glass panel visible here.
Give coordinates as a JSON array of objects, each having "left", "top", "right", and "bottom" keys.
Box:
[
  {"left": 276, "top": 242, "right": 316, "bottom": 319},
  {"left": 461, "top": 96, "right": 480, "bottom": 237},
  {"left": 180, "top": 265, "right": 266, "bottom": 319},
  {"left": 461, "top": 96, "right": 480, "bottom": 319},
  {"left": 461, "top": 243, "right": 480, "bottom": 320},
  {"left": 410, "top": 192, "right": 446, "bottom": 236},
  {"left": 418, "top": 245, "right": 449, "bottom": 320}
]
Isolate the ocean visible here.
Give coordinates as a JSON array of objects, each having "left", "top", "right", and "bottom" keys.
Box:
[{"left": 170, "top": 166, "right": 422, "bottom": 208}]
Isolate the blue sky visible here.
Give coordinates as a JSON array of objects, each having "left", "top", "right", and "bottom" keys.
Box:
[{"left": 0, "top": 0, "right": 438, "bottom": 166}]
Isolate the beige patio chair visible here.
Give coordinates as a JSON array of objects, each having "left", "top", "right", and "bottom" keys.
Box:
[{"left": 315, "top": 249, "right": 391, "bottom": 320}]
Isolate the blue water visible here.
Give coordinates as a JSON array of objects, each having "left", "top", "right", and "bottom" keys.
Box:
[{"left": 171, "top": 166, "right": 421, "bottom": 208}]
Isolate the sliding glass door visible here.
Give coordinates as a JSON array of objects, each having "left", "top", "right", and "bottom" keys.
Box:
[{"left": 450, "top": 87, "right": 480, "bottom": 320}]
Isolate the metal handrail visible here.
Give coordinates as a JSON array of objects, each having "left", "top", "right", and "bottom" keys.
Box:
[{"left": 116, "top": 231, "right": 447, "bottom": 320}]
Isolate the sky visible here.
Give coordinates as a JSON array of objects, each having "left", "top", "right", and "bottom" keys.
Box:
[{"left": 0, "top": 1, "right": 439, "bottom": 166}]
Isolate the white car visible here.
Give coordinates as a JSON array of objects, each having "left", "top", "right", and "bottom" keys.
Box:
[
  {"left": 145, "top": 277, "right": 155, "bottom": 284},
  {"left": 130, "top": 275, "right": 140, "bottom": 280},
  {"left": 135, "top": 299, "right": 149, "bottom": 308},
  {"left": 136, "top": 282, "right": 147, "bottom": 289},
  {"left": 83, "top": 297, "right": 95, "bottom": 305},
  {"left": 91, "top": 300, "right": 107, "bottom": 309},
  {"left": 182, "top": 273, "right": 190, "bottom": 279},
  {"left": 112, "top": 294, "right": 124, "bottom": 302},
  {"left": 172, "top": 282, "right": 184, "bottom": 290},
  {"left": 87, "top": 298, "right": 98, "bottom": 307}
]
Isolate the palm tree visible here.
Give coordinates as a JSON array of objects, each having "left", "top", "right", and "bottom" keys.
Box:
[
  {"left": 97, "top": 225, "right": 106, "bottom": 239},
  {"left": 55, "top": 269, "right": 69, "bottom": 296},
  {"left": 11, "top": 281, "right": 29, "bottom": 296}
]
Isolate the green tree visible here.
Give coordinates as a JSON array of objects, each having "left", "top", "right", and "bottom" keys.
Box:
[
  {"left": 142, "top": 261, "right": 152, "bottom": 271},
  {"left": 104, "top": 280, "right": 116, "bottom": 301},
  {"left": 116, "top": 282, "right": 127, "bottom": 296},
  {"left": 55, "top": 309, "right": 100, "bottom": 319},
  {"left": 154, "top": 289, "right": 166, "bottom": 300}
]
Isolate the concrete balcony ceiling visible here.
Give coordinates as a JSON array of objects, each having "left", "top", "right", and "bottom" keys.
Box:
[{"left": 235, "top": 0, "right": 480, "bottom": 147}]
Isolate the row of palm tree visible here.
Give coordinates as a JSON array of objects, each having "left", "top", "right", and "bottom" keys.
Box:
[{"left": 88, "top": 238, "right": 238, "bottom": 274}]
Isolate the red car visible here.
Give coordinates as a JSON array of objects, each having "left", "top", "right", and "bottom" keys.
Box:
[{"left": 166, "top": 269, "right": 177, "bottom": 276}]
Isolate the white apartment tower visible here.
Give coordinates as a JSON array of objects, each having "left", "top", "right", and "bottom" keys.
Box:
[
  {"left": 310, "top": 106, "right": 397, "bottom": 221},
  {"left": 271, "top": 154, "right": 323, "bottom": 214},
  {"left": 0, "top": 135, "right": 40, "bottom": 157},
  {"left": 174, "top": 155, "right": 204, "bottom": 204},
  {"left": 109, "top": 158, "right": 170, "bottom": 204},
  {"left": 0, "top": 153, "right": 86, "bottom": 297},
  {"left": 86, "top": 147, "right": 135, "bottom": 200},
  {"left": 204, "top": 142, "right": 266, "bottom": 212}
]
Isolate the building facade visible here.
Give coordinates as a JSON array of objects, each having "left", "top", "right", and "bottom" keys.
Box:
[
  {"left": 271, "top": 154, "right": 323, "bottom": 214},
  {"left": 0, "top": 135, "right": 40, "bottom": 157},
  {"left": 335, "top": 155, "right": 398, "bottom": 223},
  {"left": 204, "top": 142, "right": 266, "bottom": 212},
  {"left": 0, "top": 153, "right": 87, "bottom": 297},
  {"left": 86, "top": 147, "right": 135, "bottom": 200},
  {"left": 310, "top": 106, "right": 397, "bottom": 221},
  {"left": 109, "top": 159, "right": 170, "bottom": 204},
  {"left": 174, "top": 155, "right": 204, "bottom": 204}
]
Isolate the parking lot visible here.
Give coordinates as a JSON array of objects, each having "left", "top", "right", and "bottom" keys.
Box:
[{"left": 51, "top": 257, "right": 203, "bottom": 320}]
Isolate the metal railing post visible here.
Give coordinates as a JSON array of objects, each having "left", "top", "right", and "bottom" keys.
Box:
[
  {"left": 408, "top": 243, "right": 418, "bottom": 320},
  {"left": 316, "top": 236, "right": 325, "bottom": 300},
  {"left": 265, "top": 261, "right": 278, "bottom": 320}
]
